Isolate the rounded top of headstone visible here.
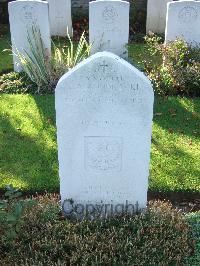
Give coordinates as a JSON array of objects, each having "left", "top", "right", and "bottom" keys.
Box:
[
  {"left": 9, "top": 0, "right": 48, "bottom": 6},
  {"left": 168, "top": 0, "right": 200, "bottom": 6},
  {"left": 90, "top": 0, "right": 130, "bottom": 6},
  {"left": 56, "top": 51, "right": 152, "bottom": 90}
]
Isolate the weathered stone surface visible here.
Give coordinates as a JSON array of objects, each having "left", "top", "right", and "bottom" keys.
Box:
[
  {"left": 55, "top": 52, "right": 154, "bottom": 215},
  {"left": 8, "top": 0, "right": 51, "bottom": 72},
  {"left": 46, "top": 0, "right": 72, "bottom": 36},
  {"left": 146, "top": 0, "right": 172, "bottom": 34},
  {"left": 165, "top": 0, "right": 200, "bottom": 46},
  {"left": 89, "top": 0, "right": 130, "bottom": 58}
]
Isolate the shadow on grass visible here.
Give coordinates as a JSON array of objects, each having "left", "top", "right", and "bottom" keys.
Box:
[
  {"left": 0, "top": 26, "right": 12, "bottom": 73},
  {"left": 0, "top": 96, "right": 59, "bottom": 192},
  {"left": 32, "top": 95, "right": 56, "bottom": 126},
  {"left": 152, "top": 137, "right": 200, "bottom": 191},
  {"left": 150, "top": 97, "right": 200, "bottom": 194},
  {"left": 153, "top": 97, "right": 200, "bottom": 139},
  {"left": 0, "top": 95, "right": 199, "bottom": 195}
]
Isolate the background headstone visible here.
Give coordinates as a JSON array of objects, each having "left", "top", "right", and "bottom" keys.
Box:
[
  {"left": 46, "top": 0, "right": 72, "bottom": 36},
  {"left": 8, "top": 0, "right": 51, "bottom": 72},
  {"left": 55, "top": 52, "right": 154, "bottom": 215},
  {"left": 0, "top": 1, "right": 147, "bottom": 27},
  {"left": 165, "top": 0, "right": 200, "bottom": 46},
  {"left": 146, "top": 0, "right": 172, "bottom": 34},
  {"left": 89, "top": 0, "right": 130, "bottom": 58}
]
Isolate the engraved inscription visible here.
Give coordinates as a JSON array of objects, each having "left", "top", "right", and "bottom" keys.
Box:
[
  {"left": 85, "top": 137, "right": 122, "bottom": 171},
  {"left": 178, "top": 7, "right": 198, "bottom": 23},
  {"left": 55, "top": 11, "right": 64, "bottom": 21},
  {"left": 56, "top": 16, "right": 64, "bottom": 20},
  {"left": 81, "top": 120, "right": 126, "bottom": 127},
  {"left": 81, "top": 185, "right": 134, "bottom": 198},
  {"left": 21, "top": 5, "right": 37, "bottom": 24},
  {"left": 100, "top": 60, "right": 109, "bottom": 73},
  {"left": 92, "top": 61, "right": 116, "bottom": 79},
  {"left": 102, "top": 5, "right": 118, "bottom": 24}
]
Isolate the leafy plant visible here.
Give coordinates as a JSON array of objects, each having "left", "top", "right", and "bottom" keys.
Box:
[
  {"left": 144, "top": 34, "right": 200, "bottom": 96},
  {"left": 0, "top": 185, "right": 37, "bottom": 242}
]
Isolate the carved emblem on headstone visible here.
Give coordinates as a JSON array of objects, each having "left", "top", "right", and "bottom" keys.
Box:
[
  {"left": 102, "top": 5, "right": 118, "bottom": 24},
  {"left": 178, "top": 6, "right": 198, "bottom": 23},
  {"left": 20, "top": 5, "right": 36, "bottom": 24},
  {"left": 85, "top": 136, "right": 122, "bottom": 171}
]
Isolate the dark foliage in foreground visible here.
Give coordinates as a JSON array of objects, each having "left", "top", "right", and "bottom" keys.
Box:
[
  {"left": 185, "top": 211, "right": 200, "bottom": 265},
  {"left": 0, "top": 192, "right": 194, "bottom": 265}
]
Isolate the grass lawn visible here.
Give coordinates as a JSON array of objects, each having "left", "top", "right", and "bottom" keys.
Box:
[
  {"left": 0, "top": 94, "right": 199, "bottom": 193},
  {"left": 0, "top": 26, "right": 199, "bottom": 194},
  {"left": 0, "top": 34, "right": 13, "bottom": 73}
]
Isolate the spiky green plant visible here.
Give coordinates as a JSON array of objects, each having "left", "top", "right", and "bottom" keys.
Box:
[
  {"left": 14, "top": 26, "right": 91, "bottom": 94},
  {"left": 52, "top": 31, "right": 92, "bottom": 77},
  {"left": 15, "top": 25, "right": 52, "bottom": 93},
  {"left": 66, "top": 31, "right": 92, "bottom": 68}
]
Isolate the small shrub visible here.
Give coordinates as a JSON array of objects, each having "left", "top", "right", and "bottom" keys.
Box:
[
  {"left": 0, "top": 196, "right": 192, "bottom": 265},
  {"left": 0, "top": 72, "right": 37, "bottom": 94},
  {"left": 144, "top": 34, "right": 200, "bottom": 96}
]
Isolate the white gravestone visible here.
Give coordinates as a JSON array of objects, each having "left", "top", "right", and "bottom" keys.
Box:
[
  {"left": 146, "top": 0, "right": 172, "bottom": 34},
  {"left": 8, "top": 0, "right": 51, "bottom": 72},
  {"left": 165, "top": 1, "right": 200, "bottom": 46},
  {"left": 55, "top": 52, "right": 154, "bottom": 215},
  {"left": 46, "top": 0, "right": 72, "bottom": 37},
  {"left": 89, "top": 0, "right": 129, "bottom": 58}
]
